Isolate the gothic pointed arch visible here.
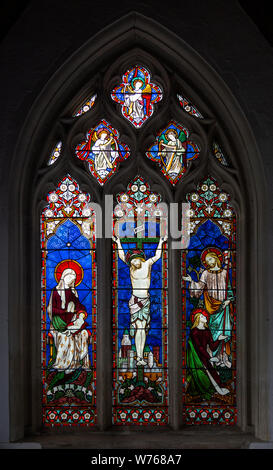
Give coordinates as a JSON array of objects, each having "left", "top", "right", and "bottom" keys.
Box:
[{"left": 8, "top": 11, "right": 269, "bottom": 444}]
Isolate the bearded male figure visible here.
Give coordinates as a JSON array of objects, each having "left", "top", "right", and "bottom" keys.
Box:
[
  {"left": 113, "top": 235, "right": 167, "bottom": 366},
  {"left": 183, "top": 247, "right": 234, "bottom": 368}
]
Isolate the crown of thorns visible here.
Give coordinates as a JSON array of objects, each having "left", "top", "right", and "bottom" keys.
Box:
[{"left": 125, "top": 249, "right": 146, "bottom": 265}]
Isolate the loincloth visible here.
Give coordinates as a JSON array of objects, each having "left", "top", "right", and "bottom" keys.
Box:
[{"left": 128, "top": 294, "right": 150, "bottom": 337}]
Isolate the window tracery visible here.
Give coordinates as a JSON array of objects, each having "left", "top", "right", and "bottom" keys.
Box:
[
  {"left": 72, "top": 94, "right": 97, "bottom": 117},
  {"left": 111, "top": 65, "right": 162, "bottom": 128},
  {"left": 41, "top": 58, "right": 237, "bottom": 429},
  {"left": 146, "top": 120, "right": 200, "bottom": 185},
  {"left": 48, "top": 141, "right": 62, "bottom": 166},
  {"left": 75, "top": 119, "right": 130, "bottom": 185},
  {"left": 177, "top": 94, "right": 203, "bottom": 119}
]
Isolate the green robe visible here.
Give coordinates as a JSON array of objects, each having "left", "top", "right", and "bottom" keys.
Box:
[{"left": 186, "top": 337, "right": 215, "bottom": 400}]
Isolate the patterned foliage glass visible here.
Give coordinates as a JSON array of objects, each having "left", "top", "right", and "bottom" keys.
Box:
[
  {"left": 72, "top": 94, "right": 97, "bottom": 117},
  {"left": 48, "top": 141, "right": 62, "bottom": 166},
  {"left": 177, "top": 94, "right": 203, "bottom": 118},
  {"left": 112, "top": 176, "right": 169, "bottom": 425},
  {"left": 146, "top": 120, "right": 200, "bottom": 185},
  {"left": 212, "top": 141, "right": 229, "bottom": 167},
  {"left": 75, "top": 119, "right": 130, "bottom": 185},
  {"left": 41, "top": 175, "right": 97, "bottom": 427},
  {"left": 182, "top": 177, "right": 236, "bottom": 425},
  {"left": 111, "top": 65, "right": 163, "bottom": 128}
]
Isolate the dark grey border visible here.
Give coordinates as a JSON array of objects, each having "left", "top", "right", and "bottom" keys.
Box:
[{"left": 8, "top": 11, "right": 269, "bottom": 443}]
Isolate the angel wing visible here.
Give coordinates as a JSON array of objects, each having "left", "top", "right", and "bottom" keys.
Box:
[{"left": 178, "top": 130, "right": 187, "bottom": 143}]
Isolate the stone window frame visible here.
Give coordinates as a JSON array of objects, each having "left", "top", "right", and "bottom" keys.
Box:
[{"left": 8, "top": 13, "right": 269, "bottom": 444}]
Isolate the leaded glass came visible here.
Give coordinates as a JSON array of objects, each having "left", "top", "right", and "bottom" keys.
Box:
[
  {"left": 75, "top": 120, "right": 130, "bottom": 185},
  {"left": 112, "top": 177, "right": 169, "bottom": 425},
  {"left": 41, "top": 175, "right": 97, "bottom": 427},
  {"left": 41, "top": 60, "right": 238, "bottom": 429},
  {"left": 182, "top": 177, "right": 236, "bottom": 425},
  {"left": 146, "top": 121, "right": 200, "bottom": 185},
  {"left": 111, "top": 65, "right": 163, "bottom": 128}
]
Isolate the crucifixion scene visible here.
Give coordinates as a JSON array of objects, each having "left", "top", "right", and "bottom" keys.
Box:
[
  {"left": 112, "top": 178, "right": 168, "bottom": 418},
  {"left": 113, "top": 235, "right": 167, "bottom": 366},
  {"left": 112, "top": 234, "right": 168, "bottom": 408}
]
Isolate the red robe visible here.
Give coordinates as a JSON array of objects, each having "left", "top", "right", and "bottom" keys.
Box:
[{"left": 51, "top": 288, "right": 88, "bottom": 333}]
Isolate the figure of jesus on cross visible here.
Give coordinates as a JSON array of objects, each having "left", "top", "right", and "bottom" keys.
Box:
[{"left": 112, "top": 235, "right": 167, "bottom": 366}]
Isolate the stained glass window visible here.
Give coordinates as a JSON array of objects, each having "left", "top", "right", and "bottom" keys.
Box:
[
  {"left": 48, "top": 141, "right": 62, "bottom": 166},
  {"left": 72, "top": 94, "right": 97, "bottom": 117},
  {"left": 111, "top": 65, "right": 163, "bottom": 128},
  {"left": 112, "top": 177, "right": 169, "bottom": 425},
  {"left": 182, "top": 177, "right": 236, "bottom": 425},
  {"left": 41, "top": 175, "right": 97, "bottom": 427},
  {"left": 212, "top": 141, "right": 229, "bottom": 167},
  {"left": 177, "top": 94, "right": 203, "bottom": 119},
  {"left": 41, "top": 60, "right": 238, "bottom": 430},
  {"left": 75, "top": 119, "right": 130, "bottom": 185},
  {"left": 146, "top": 120, "right": 200, "bottom": 185}
]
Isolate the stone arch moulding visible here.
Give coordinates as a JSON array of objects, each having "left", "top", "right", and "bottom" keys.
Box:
[{"left": 9, "top": 11, "right": 269, "bottom": 442}]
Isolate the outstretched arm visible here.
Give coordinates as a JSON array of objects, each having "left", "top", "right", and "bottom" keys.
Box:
[
  {"left": 182, "top": 270, "right": 206, "bottom": 298},
  {"left": 148, "top": 235, "right": 167, "bottom": 265},
  {"left": 112, "top": 235, "right": 126, "bottom": 263}
]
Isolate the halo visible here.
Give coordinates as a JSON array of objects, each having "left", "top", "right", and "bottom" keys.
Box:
[
  {"left": 165, "top": 128, "right": 178, "bottom": 139},
  {"left": 96, "top": 127, "right": 111, "bottom": 139},
  {"left": 54, "top": 259, "right": 84, "bottom": 286},
  {"left": 131, "top": 77, "right": 145, "bottom": 89},
  {"left": 190, "top": 308, "right": 209, "bottom": 324},
  {"left": 201, "top": 247, "right": 223, "bottom": 269}
]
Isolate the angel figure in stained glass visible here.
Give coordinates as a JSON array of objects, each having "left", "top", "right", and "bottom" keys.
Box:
[
  {"left": 124, "top": 77, "right": 149, "bottom": 124},
  {"left": 111, "top": 66, "right": 162, "bottom": 128},
  {"left": 90, "top": 128, "right": 119, "bottom": 174},
  {"left": 158, "top": 128, "right": 187, "bottom": 178},
  {"left": 183, "top": 247, "right": 234, "bottom": 368},
  {"left": 146, "top": 122, "right": 200, "bottom": 184},
  {"left": 75, "top": 121, "right": 130, "bottom": 185},
  {"left": 113, "top": 235, "right": 167, "bottom": 366}
]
